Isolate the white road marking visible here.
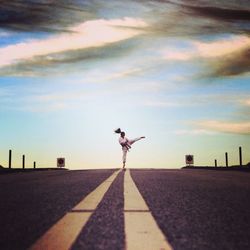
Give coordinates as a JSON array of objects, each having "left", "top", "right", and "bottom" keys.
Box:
[
  {"left": 30, "top": 170, "right": 120, "bottom": 250},
  {"left": 124, "top": 170, "right": 172, "bottom": 250}
]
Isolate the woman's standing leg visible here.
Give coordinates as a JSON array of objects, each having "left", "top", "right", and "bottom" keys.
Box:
[{"left": 122, "top": 148, "right": 127, "bottom": 169}]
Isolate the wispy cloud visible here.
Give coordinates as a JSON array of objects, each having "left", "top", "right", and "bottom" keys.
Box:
[
  {"left": 183, "top": 4, "right": 250, "bottom": 22},
  {"left": 162, "top": 35, "right": 250, "bottom": 77},
  {"left": 194, "top": 120, "right": 250, "bottom": 135},
  {"left": 141, "top": 1, "right": 250, "bottom": 78},
  {"left": 0, "top": 39, "right": 139, "bottom": 76},
  {"left": 143, "top": 101, "right": 181, "bottom": 107},
  {"left": 18, "top": 102, "right": 69, "bottom": 113},
  {"left": 175, "top": 129, "right": 216, "bottom": 135},
  {"left": 162, "top": 35, "right": 250, "bottom": 60},
  {"left": 0, "top": 1, "right": 95, "bottom": 32},
  {"left": 3, "top": 88, "right": 103, "bottom": 113},
  {"left": 194, "top": 35, "right": 250, "bottom": 77},
  {"left": 207, "top": 46, "right": 250, "bottom": 77},
  {"left": 103, "top": 68, "right": 143, "bottom": 80},
  {"left": 1, "top": 0, "right": 249, "bottom": 78},
  {"left": 240, "top": 98, "right": 250, "bottom": 107},
  {"left": 0, "top": 31, "right": 11, "bottom": 37},
  {"left": 0, "top": 18, "right": 147, "bottom": 69},
  {"left": 163, "top": 51, "right": 193, "bottom": 61}
]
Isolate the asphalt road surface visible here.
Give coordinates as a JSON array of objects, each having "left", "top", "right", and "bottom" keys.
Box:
[{"left": 0, "top": 168, "right": 250, "bottom": 250}]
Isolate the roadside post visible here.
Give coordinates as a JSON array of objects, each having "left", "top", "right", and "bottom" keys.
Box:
[
  {"left": 185, "top": 155, "right": 194, "bottom": 167},
  {"left": 225, "top": 152, "right": 228, "bottom": 167},
  {"left": 9, "top": 150, "right": 12, "bottom": 169},
  {"left": 239, "top": 147, "right": 242, "bottom": 167},
  {"left": 57, "top": 158, "right": 65, "bottom": 168},
  {"left": 22, "top": 155, "right": 25, "bottom": 169}
]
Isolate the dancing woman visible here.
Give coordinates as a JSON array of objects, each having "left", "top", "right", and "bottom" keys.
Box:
[{"left": 114, "top": 128, "right": 145, "bottom": 169}]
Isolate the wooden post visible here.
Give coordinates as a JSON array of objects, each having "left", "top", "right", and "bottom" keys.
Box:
[
  {"left": 9, "top": 150, "right": 12, "bottom": 169},
  {"left": 239, "top": 146, "right": 242, "bottom": 167},
  {"left": 22, "top": 155, "right": 25, "bottom": 169},
  {"left": 225, "top": 152, "right": 228, "bottom": 167},
  {"left": 33, "top": 161, "right": 36, "bottom": 169},
  {"left": 215, "top": 159, "right": 217, "bottom": 167}
]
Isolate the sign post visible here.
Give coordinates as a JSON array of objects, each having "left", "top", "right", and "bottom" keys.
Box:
[
  {"left": 239, "top": 146, "right": 242, "bottom": 167},
  {"left": 9, "top": 150, "right": 12, "bottom": 169},
  {"left": 225, "top": 152, "right": 228, "bottom": 167},
  {"left": 22, "top": 155, "right": 25, "bottom": 169},
  {"left": 57, "top": 158, "right": 65, "bottom": 168},
  {"left": 185, "top": 155, "right": 194, "bottom": 167}
]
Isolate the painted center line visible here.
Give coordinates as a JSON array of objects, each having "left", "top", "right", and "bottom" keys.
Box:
[
  {"left": 30, "top": 170, "right": 120, "bottom": 250},
  {"left": 124, "top": 169, "right": 172, "bottom": 250}
]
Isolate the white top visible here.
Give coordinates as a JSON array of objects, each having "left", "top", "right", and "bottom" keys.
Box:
[{"left": 119, "top": 137, "right": 129, "bottom": 148}]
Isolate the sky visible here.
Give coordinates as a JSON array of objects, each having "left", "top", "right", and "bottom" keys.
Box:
[{"left": 0, "top": 0, "right": 249, "bottom": 169}]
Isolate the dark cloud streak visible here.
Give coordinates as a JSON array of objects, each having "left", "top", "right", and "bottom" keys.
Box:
[
  {"left": 0, "top": 0, "right": 95, "bottom": 32},
  {"left": 0, "top": 39, "right": 138, "bottom": 76},
  {"left": 0, "top": 0, "right": 250, "bottom": 78},
  {"left": 183, "top": 5, "right": 250, "bottom": 22},
  {"left": 207, "top": 47, "right": 250, "bottom": 78},
  {"left": 139, "top": 0, "right": 250, "bottom": 78}
]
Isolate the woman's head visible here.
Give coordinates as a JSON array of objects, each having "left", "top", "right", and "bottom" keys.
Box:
[{"left": 114, "top": 128, "right": 125, "bottom": 137}]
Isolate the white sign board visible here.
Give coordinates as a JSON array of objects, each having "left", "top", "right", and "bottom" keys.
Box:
[
  {"left": 57, "top": 158, "right": 65, "bottom": 168},
  {"left": 185, "top": 155, "right": 194, "bottom": 165}
]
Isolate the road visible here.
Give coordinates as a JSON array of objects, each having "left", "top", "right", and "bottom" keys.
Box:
[{"left": 0, "top": 169, "right": 250, "bottom": 249}]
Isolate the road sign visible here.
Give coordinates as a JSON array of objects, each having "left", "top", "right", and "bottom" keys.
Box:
[
  {"left": 57, "top": 158, "right": 65, "bottom": 168},
  {"left": 185, "top": 155, "right": 194, "bottom": 165}
]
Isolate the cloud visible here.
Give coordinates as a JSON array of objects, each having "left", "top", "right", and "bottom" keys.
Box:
[
  {"left": 0, "top": 1, "right": 95, "bottom": 32},
  {"left": 198, "top": 94, "right": 250, "bottom": 107},
  {"left": 207, "top": 46, "right": 250, "bottom": 77},
  {"left": 0, "top": 38, "right": 140, "bottom": 76},
  {"left": 0, "top": 31, "right": 11, "bottom": 37},
  {"left": 193, "top": 36, "right": 250, "bottom": 58},
  {"left": 240, "top": 98, "right": 250, "bottom": 107},
  {"left": 1, "top": 0, "right": 250, "bottom": 77},
  {"left": 194, "top": 120, "right": 250, "bottom": 135},
  {"left": 163, "top": 51, "right": 193, "bottom": 61},
  {"left": 0, "top": 18, "right": 148, "bottom": 76},
  {"left": 102, "top": 80, "right": 169, "bottom": 95},
  {"left": 103, "top": 68, "right": 143, "bottom": 80},
  {"left": 142, "top": 0, "right": 250, "bottom": 39},
  {"left": 175, "top": 129, "right": 216, "bottom": 135},
  {"left": 183, "top": 4, "right": 250, "bottom": 22},
  {"left": 143, "top": 101, "right": 181, "bottom": 107},
  {"left": 0, "top": 18, "right": 147, "bottom": 69},
  {"left": 147, "top": 1, "right": 250, "bottom": 78},
  {"left": 193, "top": 36, "right": 250, "bottom": 77},
  {"left": 162, "top": 35, "right": 250, "bottom": 60},
  {"left": 2, "top": 88, "right": 103, "bottom": 113},
  {"left": 162, "top": 35, "right": 250, "bottom": 77},
  {"left": 2, "top": 0, "right": 249, "bottom": 38},
  {"left": 18, "top": 102, "right": 69, "bottom": 113}
]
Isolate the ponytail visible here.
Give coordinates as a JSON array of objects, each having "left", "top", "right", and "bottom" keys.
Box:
[{"left": 114, "top": 128, "right": 122, "bottom": 134}]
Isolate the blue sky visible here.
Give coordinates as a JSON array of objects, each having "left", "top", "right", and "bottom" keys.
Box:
[{"left": 0, "top": 0, "right": 249, "bottom": 169}]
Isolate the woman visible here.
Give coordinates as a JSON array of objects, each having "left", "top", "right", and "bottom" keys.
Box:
[{"left": 114, "top": 128, "right": 145, "bottom": 169}]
